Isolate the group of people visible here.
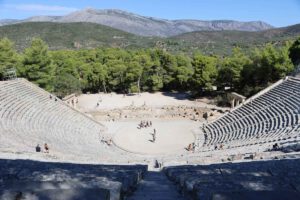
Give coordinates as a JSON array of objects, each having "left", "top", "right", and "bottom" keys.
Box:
[
  {"left": 186, "top": 142, "right": 195, "bottom": 152},
  {"left": 137, "top": 120, "right": 152, "bottom": 129},
  {"left": 49, "top": 94, "right": 58, "bottom": 102},
  {"left": 36, "top": 143, "right": 49, "bottom": 153},
  {"left": 214, "top": 143, "right": 224, "bottom": 150},
  {"left": 272, "top": 143, "right": 280, "bottom": 150},
  {"left": 137, "top": 120, "right": 157, "bottom": 143},
  {"left": 101, "top": 136, "right": 113, "bottom": 146}
]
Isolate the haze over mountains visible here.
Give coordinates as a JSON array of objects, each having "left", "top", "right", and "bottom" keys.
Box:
[{"left": 0, "top": 8, "right": 274, "bottom": 37}]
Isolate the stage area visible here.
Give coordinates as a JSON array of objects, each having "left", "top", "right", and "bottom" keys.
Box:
[{"left": 103, "top": 120, "right": 199, "bottom": 155}]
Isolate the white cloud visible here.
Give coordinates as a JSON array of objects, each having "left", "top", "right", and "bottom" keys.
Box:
[{"left": 4, "top": 4, "right": 78, "bottom": 13}]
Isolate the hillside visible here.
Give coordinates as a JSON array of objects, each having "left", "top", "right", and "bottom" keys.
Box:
[
  {"left": 0, "top": 22, "right": 299, "bottom": 54},
  {"left": 167, "top": 24, "right": 300, "bottom": 54},
  {"left": 0, "top": 22, "right": 156, "bottom": 50},
  {"left": 0, "top": 8, "right": 273, "bottom": 37}
]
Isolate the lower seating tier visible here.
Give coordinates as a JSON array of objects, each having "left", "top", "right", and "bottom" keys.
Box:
[{"left": 164, "top": 158, "right": 300, "bottom": 200}]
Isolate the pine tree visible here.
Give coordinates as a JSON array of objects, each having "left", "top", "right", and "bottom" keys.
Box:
[
  {"left": 0, "top": 38, "right": 18, "bottom": 80},
  {"left": 191, "top": 52, "right": 217, "bottom": 92},
  {"left": 218, "top": 47, "right": 251, "bottom": 90},
  {"left": 20, "top": 38, "right": 54, "bottom": 91},
  {"left": 289, "top": 37, "right": 300, "bottom": 65}
]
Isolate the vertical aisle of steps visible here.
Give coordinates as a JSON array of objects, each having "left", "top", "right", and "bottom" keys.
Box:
[{"left": 127, "top": 170, "right": 186, "bottom": 200}]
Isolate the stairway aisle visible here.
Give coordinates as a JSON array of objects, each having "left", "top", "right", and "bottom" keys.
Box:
[{"left": 127, "top": 171, "right": 186, "bottom": 200}]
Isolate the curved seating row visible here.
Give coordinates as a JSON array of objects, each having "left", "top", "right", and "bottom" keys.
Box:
[
  {"left": 0, "top": 79, "right": 109, "bottom": 159},
  {"left": 202, "top": 77, "right": 300, "bottom": 149}
]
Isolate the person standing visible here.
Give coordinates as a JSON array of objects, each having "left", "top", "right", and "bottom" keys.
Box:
[
  {"left": 153, "top": 129, "right": 156, "bottom": 142},
  {"left": 44, "top": 143, "right": 49, "bottom": 153},
  {"left": 153, "top": 133, "right": 156, "bottom": 143},
  {"left": 35, "top": 144, "right": 41, "bottom": 152}
]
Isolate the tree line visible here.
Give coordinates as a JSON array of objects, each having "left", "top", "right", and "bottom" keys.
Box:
[{"left": 0, "top": 37, "right": 299, "bottom": 98}]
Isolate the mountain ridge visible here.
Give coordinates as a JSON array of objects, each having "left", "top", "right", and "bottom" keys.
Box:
[
  {"left": 0, "top": 21, "right": 298, "bottom": 55},
  {"left": 0, "top": 8, "right": 273, "bottom": 37}
]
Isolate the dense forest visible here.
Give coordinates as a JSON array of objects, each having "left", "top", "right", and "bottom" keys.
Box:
[
  {"left": 1, "top": 22, "right": 300, "bottom": 55},
  {"left": 0, "top": 37, "right": 299, "bottom": 100}
]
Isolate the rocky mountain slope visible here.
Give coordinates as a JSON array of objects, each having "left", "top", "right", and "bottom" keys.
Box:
[{"left": 0, "top": 8, "right": 273, "bottom": 37}]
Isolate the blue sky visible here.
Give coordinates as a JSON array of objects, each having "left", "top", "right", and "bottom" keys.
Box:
[{"left": 0, "top": 0, "right": 300, "bottom": 27}]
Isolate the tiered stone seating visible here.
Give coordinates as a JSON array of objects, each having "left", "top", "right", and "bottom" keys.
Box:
[
  {"left": 0, "top": 78, "right": 114, "bottom": 160},
  {"left": 2, "top": 77, "right": 300, "bottom": 199},
  {"left": 202, "top": 77, "right": 300, "bottom": 149},
  {"left": 0, "top": 158, "right": 147, "bottom": 200},
  {"left": 164, "top": 158, "right": 300, "bottom": 200}
]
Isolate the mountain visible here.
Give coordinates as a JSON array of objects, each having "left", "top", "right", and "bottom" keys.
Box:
[
  {"left": 169, "top": 23, "right": 300, "bottom": 53},
  {"left": 0, "top": 22, "right": 298, "bottom": 55},
  {"left": 0, "top": 8, "right": 273, "bottom": 37},
  {"left": 0, "top": 19, "right": 19, "bottom": 26},
  {"left": 0, "top": 22, "right": 155, "bottom": 50},
  {"left": 25, "top": 16, "right": 61, "bottom": 22}
]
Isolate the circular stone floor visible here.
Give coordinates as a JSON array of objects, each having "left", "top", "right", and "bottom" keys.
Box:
[{"left": 104, "top": 120, "right": 200, "bottom": 155}]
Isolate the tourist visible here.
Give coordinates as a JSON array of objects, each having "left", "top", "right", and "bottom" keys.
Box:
[
  {"left": 192, "top": 143, "right": 195, "bottom": 152},
  {"left": 153, "top": 134, "right": 156, "bottom": 143},
  {"left": 154, "top": 159, "right": 161, "bottom": 168},
  {"left": 186, "top": 143, "right": 195, "bottom": 152},
  {"left": 273, "top": 143, "right": 279, "bottom": 150},
  {"left": 35, "top": 144, "right": 41, "bottom": 152},
  {"left": 44, "top": 143, "right": 49, "bottom": 153},
  {"left": 139, "top": 121, "right": 143, "bottom": 128},
  {"left": 150, "top": 121, "right": 152, "bottom": 127},
  {"left": 107, "top": 139, "right": 113, "bottom": 146},
  {"left": 187, "top": 143, "right": 193, "bottom": 151},
  {"left": 49, "top": 94, "right": 52, "bottom": 99},
  {"left": 153, "top": 129, "right": 157, "bottom": 142}
]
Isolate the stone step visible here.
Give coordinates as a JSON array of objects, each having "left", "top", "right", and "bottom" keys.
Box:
[
  {"left": 0, "top": 188, "right": 110, "bottom": 200},
  {"left": 212, "top": 190, "right": 300, "bottom": 200},
  {"left": 127, "top": 171, "right": 186, "bottom": 200},
  {"left": 2, "top": 180, "right": 121, "bottom": 200}
]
